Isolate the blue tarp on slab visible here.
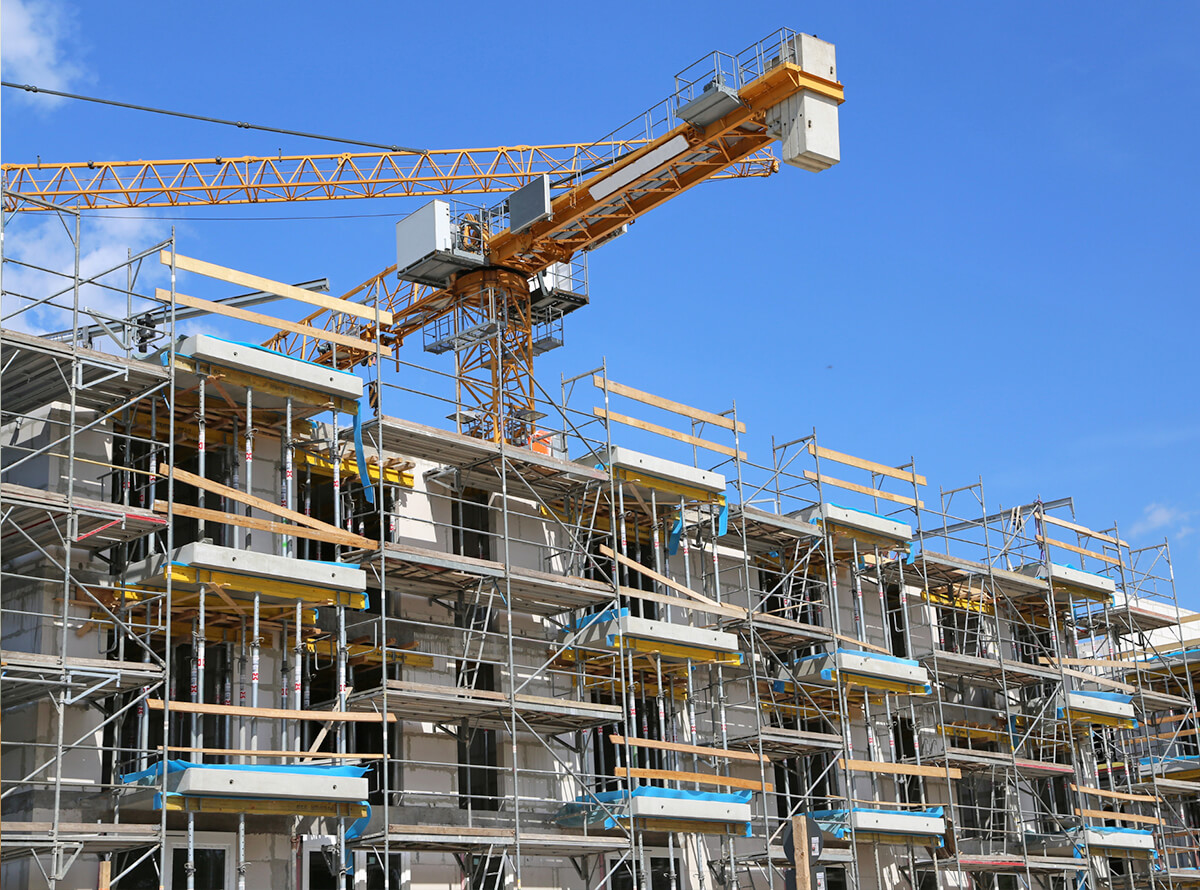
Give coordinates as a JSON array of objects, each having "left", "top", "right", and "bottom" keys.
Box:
[
  {"left": 124, "top": 759, "right": 369, "bottom": 784},
  {"left": 808, "top": 807, "right": 945, "bottom": 845},
  {"left": 555, "top": 786, "right": 752, "bottom": 834}
]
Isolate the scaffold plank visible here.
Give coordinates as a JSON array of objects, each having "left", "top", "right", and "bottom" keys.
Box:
[
  {"left": 614, "top": 766, "right": 771, "bottom": 792},
  {"left": 807, "top": 444, "right": 926, "bottom": 486},
  {"left": 843, "top": 759, "right": 961, "bottom": 780},
  {"left": 592, "top": 375, "right": 745, "bottom": 433},
  {"left": 803, "top": 470, "right": 923, "bottom": 509},
  {"left": 161, "top": 251, "right": 394, "bottom": 325},
  {"left": 594, "top": 407, "right": 745, "bottom": 460},
  {"left": 147, "top": 698, "right": 395, "bottom": 722},
  {"left": 155, "top": 288, "right": 393, "bottom": 357},
  {"left": 608, "top": 734, "right": 769, "bottom": 763}
]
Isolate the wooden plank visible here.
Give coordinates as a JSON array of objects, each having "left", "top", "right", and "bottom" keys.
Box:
[
  {"left": 1040, "top": 656, "right": 1139, "bottom": 670},
  {"left": 1040, "top": 513, "right": 1127, "bottom": 547},
  {"left": 808, "top": 444, "right": 926, "bottom": 487},
  {"left": 147, "top": 698, "right": 395, "bottom": 723},
  {"left": 593, "top": 375, "right": 745, "bottom": 433},
  {"left": 614, "top": 766, "right": 770, "bottom": 793},
  {"left": 1036, "top": 534, "right": 1121, "bottom": 566},
  {"left": 594, "top": 407, "right": 745, "bottom": 460},
  {"left": 1055, "top": 665, "right": 1136, "bottom": 693},
  {"left": 98, "top": 860, "right": 111, "bottom": 890},
  {"left": 155, "top": 499, "right": 377, "bottom": 551},
  {"left": 155, "top": 289, "right": 392, "bottom": 357},
  {"left": 163, "top": 464, "right": 349, "bottom": 537},
  {"left": 1148, "top": 726, "right": 1200, "bottom": 741},
  {"left": 163, "top": 745, "right": 384, "bottom": 760},
  {"left": 161, "top": 251, "right": 394, "bottom": 325},
  {"left": 1075, "top": 808, "right": 1163, "bottom": 826},
  {"left": 600, "top": 544, "right": 720, "bottom": 608},
  {"left": 802, "top": 470, "right": 923, "bottom": 509},
  {"left": 608, "top": 734, "right": 769, "bottom": 764},
  {"left": 792, "top": 816, "right": 811, "bottom": 890},
  {"left": 1070, "top": 784, "right": 1156, "bottom": 803},
  {"left": 843, "top": 758, "right": 961, "bottom": 780}
]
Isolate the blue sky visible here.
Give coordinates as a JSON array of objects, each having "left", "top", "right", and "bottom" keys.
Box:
[{"left": 4, "top": 2, "right": 1198, "bottom": 610}]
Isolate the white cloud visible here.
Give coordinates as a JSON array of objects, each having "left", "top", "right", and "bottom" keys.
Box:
[
  {"left": 1, "top": 0, "right": 86, "bottom": 103},
  {"left": 1128, "top": 502, "right": 1194, "bottom": 541}
]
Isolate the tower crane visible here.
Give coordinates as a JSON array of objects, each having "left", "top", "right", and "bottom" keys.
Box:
[{"left": 2, "top": 29, "right": 843, "bottom": 443}]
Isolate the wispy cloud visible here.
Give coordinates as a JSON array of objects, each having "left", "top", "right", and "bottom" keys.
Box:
[
  {"left": 1, "top": 0, "right": 87, "bottom": 104},
  {"left": 1129, "top": 502, "right": 1195, "bottom": 542}
]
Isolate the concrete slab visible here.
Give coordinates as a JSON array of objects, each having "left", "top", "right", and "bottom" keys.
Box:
[{"left": 178, "top": 334, "right": 363, "bottom": 400}]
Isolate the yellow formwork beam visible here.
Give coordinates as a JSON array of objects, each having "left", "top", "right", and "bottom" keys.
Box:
[
  {"left": 161, "top": 795, "right": 367, "bottom": 819},
  {"left": 297, "top": 450, "right": 414, "bottom": 488},
  {"left": 167, "top": 566, "right": 366, "bottom": 609}
]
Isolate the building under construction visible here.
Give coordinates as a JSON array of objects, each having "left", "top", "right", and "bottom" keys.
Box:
[{"left": 2, "top": 27, "right": 1199, "bottom": 890}]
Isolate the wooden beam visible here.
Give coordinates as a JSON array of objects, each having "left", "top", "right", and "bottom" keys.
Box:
[
  {"left": 608, "top": 734, "right": 769, "bottom": 764},
  {"left": 593, "top": 375, "right": 745, "bottom": 433},
  {"left": 161, "top": 251, "right": 394, "bottom": 325},
  {"left": 614, "top": 766, "right": 770, "bottom": 793},
  {"left": 808, "top": 444, "right": 926, "bottom": 487},
  {"left": 843, "top": 758, "right": 961, "bottom": 780},
  {"left": 1040, "top": 513, "right": 1127, "bottom": 547},
  {"left": 1040, "top": 656, "right": 1139, "bottom": 670},
  {"left": 163, "top": 745, "right": 384, "bottom": 760},
  {"left": 1036, "top": 535, "right": 1120, "bottom": 566},
  {"left": 154, "top": 499, "right": 377, "bottom": 551},
  {"left": 162, "top": 464, "right": 353, "bottom": 538},
  {"left": 1148, "top": 726, "right": 1200, "bottom": 741},
  {"left": 155, "top": 289, "right": 391, "bottom": 358},
  {"left": 1056, "top": 665, "right": 1136, "bottom": 693},
  {"left": 594, "top": 407, "right": 745, "bottom": 460},
  {"left": 792, "top": 816, "right": 811, "bottom": 890},
  {"left": 802, "top": 470, "right": 923, "bottom": 509},
  {"left": 1075, "top": 808, "right": 1163, "bottom": 826},
  {"left": 600, "top": 544, "right": 720, "bottom": 608},
  {"left": 147, "top": 698, "right": 395, "bottom": 723},
  {"left": 1070, "top": 784, "right": 1156, "bottom": 803}
]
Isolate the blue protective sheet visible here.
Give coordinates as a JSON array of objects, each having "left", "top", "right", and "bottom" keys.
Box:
[
  {"left": 126, "top": 760, "right": 372, "bottom": 873},
  {"left": 1137, "top": 646, "right": 1200, "bottom": 665},
  {"left": 569, "top": 607, "right": 627, "bottom": 631},
  {"left": 124, "top": 759, "right": 369, "bottom": 783},
  {"left": 1071, "top": 690, "right": 1132, "bottom": 704},
  {"left": 351, "top": 410, "right": 375, "bottom": 505},
  {"left": 668, "top": 516, "right": 683, "bottom": 555},
  {"left": 798, "top": 647, "right": 922, "bottom": 669},
  {"left": 556, "top": 786, "right": 752, "bottom": 834},
  {"left": 1141, "top": 754, "right": 1200, "bottom": 770},
  {"left": 808, "top": 807, "right": 945, "bottom": 844},
  {"left": 777, "top": 648, "right": 930, "bottom": 694}
]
